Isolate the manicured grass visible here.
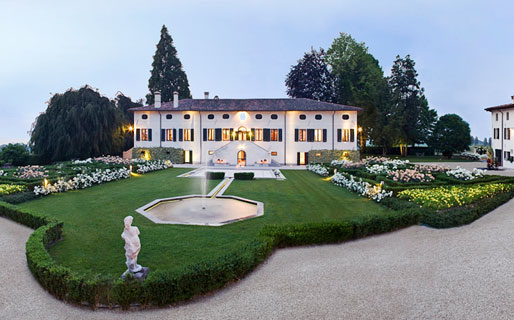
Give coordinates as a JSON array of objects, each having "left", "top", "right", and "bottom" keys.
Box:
[{"left": 18, "top": 168, "right": 394, "bottom": 277}]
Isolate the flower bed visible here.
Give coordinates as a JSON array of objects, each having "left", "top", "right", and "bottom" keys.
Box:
[
  {"left": 132, "top": 160, "right": 172, "bottom": 174},
  {"left": 307, "top": 164, "right": 330, "bottom": 177},
  {"left": 331, "top": 172, "right": 392, "bottom": 202},
  {"left": 14, "top": 165, "right": 48, "bottom": 179},
  {"left": 366, "top": 164, "right": 390, "bottom": 175},
  {"left": 397, "top": 183, "right": 513, "bottom": 209},
  {"left": 446, "top": 167, "right": 484, "bottom": 181},
  {"left": 387, "top": 169, "right": 435, "bottom": 183},
  {"left": 0, "top": 184, "right": 25, "bottom": 196},
  {"left": 34, "top": 168, "right": 130, "bottom": 196}
]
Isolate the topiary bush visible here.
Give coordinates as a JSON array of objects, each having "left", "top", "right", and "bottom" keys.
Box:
[
  {"left": 205, "top": 172, "right": 225, "bottom": 180},
  {"left": 234, "top": 172, "right": 254, "bottom": 180}
]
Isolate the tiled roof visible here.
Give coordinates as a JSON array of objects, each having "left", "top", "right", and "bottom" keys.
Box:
[
  {"left": 485, "top": 103, "right": 514, "bottom": 112},
  {"left": 128, "top": 98, "right": 363, "bottom": 112}
]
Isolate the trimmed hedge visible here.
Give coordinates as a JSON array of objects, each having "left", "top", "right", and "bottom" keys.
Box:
[
  {"left": 205, "top": 172, "right": 225, "bottom": 180},
  {"left": 260, "top": 210, "right": 420, "bottom": 248},
  {"left": 420, "top": 189, "right": 514, "bottom": 228},
  {"left": 234, "top": 172, "right": 254, "bottom": 180}
]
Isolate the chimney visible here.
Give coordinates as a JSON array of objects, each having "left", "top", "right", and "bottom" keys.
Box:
[
  {"left": 173, "top": 91, "right": 179, "bottom": 108},
  {"left": 154, "top": 91, "right": 161, "bottom": 108},
  {"left": 204, "top": 91, "right": 209, "bottom": 99}
]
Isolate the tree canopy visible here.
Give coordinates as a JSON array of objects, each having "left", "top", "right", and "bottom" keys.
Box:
[
  {"left": 285, "top": 48, "right": 335, "bottom": 102},
  {"left": 429, "top": 114, "right": 471, "bottom": 158},
  {"left": 30, "top": 86, "right": 126, "bottom": 163},
  {"left": 0, "top": 143, "right": 29, "bottom": 165},
  {"left": 146, "top": 25, "right": 191, "bottom": 104},
  {"left": 388, "top": 55, "right": 437, "bottom": 152},
  {"left": 325, "top": 33, "right": 389, "bottom": 145}
]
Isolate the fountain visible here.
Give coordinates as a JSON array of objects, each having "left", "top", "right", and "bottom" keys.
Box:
[{"left": 135, "top": 169, "right": 264, "bottom": 226}]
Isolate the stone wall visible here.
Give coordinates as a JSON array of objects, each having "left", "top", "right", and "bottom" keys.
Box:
[
  {"left": 132, "top": 147, "right": 184, "bottom": 163},
  {"left": 308, "top": 149, "right": 360, "bottom": 164}
]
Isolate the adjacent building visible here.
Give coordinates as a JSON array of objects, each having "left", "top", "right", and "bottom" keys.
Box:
[
  {"left": 485, "top": 96, "right": 514, "bottom": 168},
  {"left": 129, "top": 92, "right": 362, "bottom": 165}
]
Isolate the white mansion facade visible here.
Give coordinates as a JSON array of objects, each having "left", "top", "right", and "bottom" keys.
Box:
[
  {"left": 130, "top": 92, "right": 361, "bottom": 165},
  {"left": 486, "top": 96, "right": 514, "bottom": 168}
]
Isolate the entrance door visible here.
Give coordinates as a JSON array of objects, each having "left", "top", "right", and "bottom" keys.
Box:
[
  {"left": 495, "top": 149, "right": 502, "bottom": 166},
  {"left": 237, "top": 150, "right": 246, "bottom": 166},
  {"left": 297, "top": 152, "right": 308, "bottom": 165},
  {"left": 184, "top": 150, "right": 193, "bottom": 164}
]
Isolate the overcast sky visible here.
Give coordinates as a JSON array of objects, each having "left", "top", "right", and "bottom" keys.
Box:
[{"left": 1, "top": 0, "right": 513, "bottom": 145}]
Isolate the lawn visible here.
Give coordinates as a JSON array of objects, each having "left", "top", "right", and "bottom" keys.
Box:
[{"left": 18, "top": 168, "right": 393, "bottom": 277}]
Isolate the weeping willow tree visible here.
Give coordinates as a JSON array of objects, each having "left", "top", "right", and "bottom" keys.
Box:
[{"left": 30, "top": 86, "right": 126, "bottom": 163}]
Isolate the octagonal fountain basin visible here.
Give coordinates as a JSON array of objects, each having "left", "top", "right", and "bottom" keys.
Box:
[{"left": 136, "top": 195, "right": 264, "bottom": 226}]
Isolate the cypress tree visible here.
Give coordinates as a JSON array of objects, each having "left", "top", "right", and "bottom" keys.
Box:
[{"left": 146, "top": 25, "right": 191, "bottom": 104}]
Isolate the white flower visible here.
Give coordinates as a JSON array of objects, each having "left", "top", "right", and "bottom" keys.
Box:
[
  {"left": 446, "top": 166, "right": 484, "bottom": 181},
  {"left": 330, "top": 172, "right": 392, "bottom": 202},
  {"left": 307, "top": 164, "right": 330, "bottom": 177}
]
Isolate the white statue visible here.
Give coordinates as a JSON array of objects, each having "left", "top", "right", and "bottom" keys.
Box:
[{"left": 121, "top": 216, "right": 143, "bottom": 273}]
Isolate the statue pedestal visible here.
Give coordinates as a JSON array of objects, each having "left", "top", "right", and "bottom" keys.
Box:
[{"left": 121, "top": 266, "right": 149, "bottom": 281}]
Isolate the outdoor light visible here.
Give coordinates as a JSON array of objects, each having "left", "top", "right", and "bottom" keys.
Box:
[
  {"left": 358, "top": 127, "right": 363, "bottom": 133},
  {"left": 129, "top": 165, "right": 133, "bottom": 172},
  {"left": 43, "top": 178, "right": 48, "bottom": 187},
  {"left": 128, "top": 125, "right": 134, "bottom": 132}
]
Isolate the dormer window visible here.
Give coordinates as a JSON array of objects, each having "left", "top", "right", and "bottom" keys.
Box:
[
  {"left": 271, "top": 114, "right": 278, "bottom": 120},
  {"left": 299, "top": 114, "right": 306, "bottom": 120},
  {"left": 142, "top": 114, "right": 148, "bottom": 120},
  {"left": 315, "top": 114, "right": 322, "bottom": 120},
  {"left": 342, "top": 114, "right": 350, "bottom": 120},
  {"left": 184, "top": 114, "right": 191, "bottom": 120},
  {"left": 166, "top": 114, "right": 172, "bottom": 119}
]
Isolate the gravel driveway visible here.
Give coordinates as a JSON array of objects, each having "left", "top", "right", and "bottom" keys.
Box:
[{"left": 1, "top": 162, "right": 514, "bottom": 320}]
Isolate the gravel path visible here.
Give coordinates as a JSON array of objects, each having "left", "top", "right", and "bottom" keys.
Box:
[{"left": 1, "top": 162, "right": 514, "bottom": 320}]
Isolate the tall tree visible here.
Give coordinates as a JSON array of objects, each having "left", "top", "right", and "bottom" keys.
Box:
[
  {"left": 285, "top": 48, "right": 335, "bottom": 102},
  {"left": 388, "top": 55, "right": 437, "bottom": 156},
  {"left": 326, "top": 33, "right": 388, "bottom": 148},
  {"left": 114, "top": 92, "right": 142, "bottom": 151},
  {"left": 429, "top": 114, "right": 471, "bottom": 159},
  {"left": 146, "top": 25, "right": 191, "bottom": 104},
  {"left": 0, "top": 143, "right": 29, "bottom": 165},
  {"left": 30, "top": 86, "right": 123, "bottom": 163}
]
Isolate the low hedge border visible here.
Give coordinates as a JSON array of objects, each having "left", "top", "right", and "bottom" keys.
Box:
[
  {"left": 0, "top": 198, "right": 421, "bottom": 309},
  {"left": 205, "top": 172, "right": 225, "bottom": 180},
  {"left": 234, "top": 172, "right": 254, "bottom": 180}
]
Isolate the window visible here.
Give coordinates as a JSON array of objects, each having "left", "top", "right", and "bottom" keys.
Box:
[
  {"left": 314, "top": 129, "right": 323, "bottom": 141},
  {"left": 504, "top": 128, "right": 511, "bottom": 140},
  {"left": 271, "top": 152, "right": 277, "bottom": 156},
  {"left": 342, "top": 114, "right": 350, "bottom": 120},
  {"left": 494, "top": 128, "right": 500, "bottom": 139},
  {"left": 496, "top": 113, "right": 499, "bottom": 121},
  {"left": 141, "top": 129, "right": 149, "bottom": 141},
  {"left": 222, "top": 128, "right": 231, "bottom": 141},
  {"left": 338, "top": 129, "right": 351, "bottom": 142},
  {"left": 255, "top": 114, "right": 263, "bottom": 119},
  {"left": 299, "top": 114, "right": 306, "bottom": 120},
  {"left": 255, "top": 128, "right": 263, "bottom": 141},
  {"left": 508, "top": 112, "right": 510, "bottom": 121},
  {"left": 271, "top": 114, "right": 278, "bottom": 120},
  {"left": 207, "top": 129, "right": 215, "bottom": 141},
  {"left": 270, "top": 129, "right": 278, "bottom": 141},
  {"left": 184, "top": 114, "right": 191, "bottom": 120},
  {"left": 299, "top": 129, "right": 307, "bottom": 142},
  {"left": 142, "top": 114, "right": 148, "bottom": 120},
  {"left": 184, "top": 129, "right": 192, "bottom": 141},
  {"left": 237, "top": 127, "right": 248, "bottom": 140},
  {"left": 505, "top": 151, "right": 511, "bottom": 160},
  {"left": 166, "top": 114, "right": 172, "bottom": 120},
  {"left": 166, "top": 129, "right": 173, "bottom": 141},
  {"left": 208, "top": 114, "right": 214, "bottom": 120},
  {"left": 223, "top": 114, "right": 230, "bottom": 119},
  {"left": 315, "top": 114, "right": 322, "bottom": 120}
]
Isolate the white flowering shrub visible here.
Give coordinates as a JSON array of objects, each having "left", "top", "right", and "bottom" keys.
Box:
[
  {"left": 460, "top": 152, "right": 481, "bottom": 161},
  {"left": 307, "top": 164, "right": 330, "bottom": 177},
  {"left": 387, "top": 169, "right": 435, "bottom": 182},
  {"left": 34, "top": 168, "right": 130, "bottom": 196},
  {"left": 0, "top": 170, "right": 7, "bottom": 177},
  {"left": 446, "top": 167, "right": 485, "bottom": 181},
  {"left": 366, "top": 164, "right": 390, "bottom": 174},
  {"left": 331, "top": 172, "right": 392, "bottom": 202},
  {"left": 72, "top": 158, "right": 93, "bottom": 165},
  {"left": 134, "top": 160, "right": 173, "bottom": 174}
]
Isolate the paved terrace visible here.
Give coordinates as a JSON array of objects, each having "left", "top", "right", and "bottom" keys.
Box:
[{"left": 1, "top": 162, "right": 514, "bottom": 319}]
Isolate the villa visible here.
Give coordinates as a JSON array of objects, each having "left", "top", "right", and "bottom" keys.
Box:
[
  {"left": 129, "top": 91, "right": 362, "bottom": 165},
  {"left": 485, "top": 96, "right": 514, "bottom": 168}
]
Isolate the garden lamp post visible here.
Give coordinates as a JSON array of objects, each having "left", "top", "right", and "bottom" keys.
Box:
[{"left": 358, "top": 127, "right": 364, "bottom": 150}]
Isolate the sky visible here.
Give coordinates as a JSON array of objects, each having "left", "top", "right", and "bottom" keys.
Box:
[{"left": 1, "top": 0, "right": 513, "bottom": 145}]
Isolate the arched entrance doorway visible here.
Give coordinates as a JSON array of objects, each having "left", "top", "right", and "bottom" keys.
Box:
[{"left": 237, "top": 150, "right": 246, "bottom": 166}]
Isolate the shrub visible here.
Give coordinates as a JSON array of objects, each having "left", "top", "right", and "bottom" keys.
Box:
[
  {"left": 0, "top": 191, "right": 38, "bottom": 204},
  {"left": 234, "top": 172, "right": 254, "bottom": 180},
  {"left": 421, "top": 189, "right": 514, "bottom": 228},
  {"left": 205, "top": 172, "right": 225, "bottom": 180}
]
